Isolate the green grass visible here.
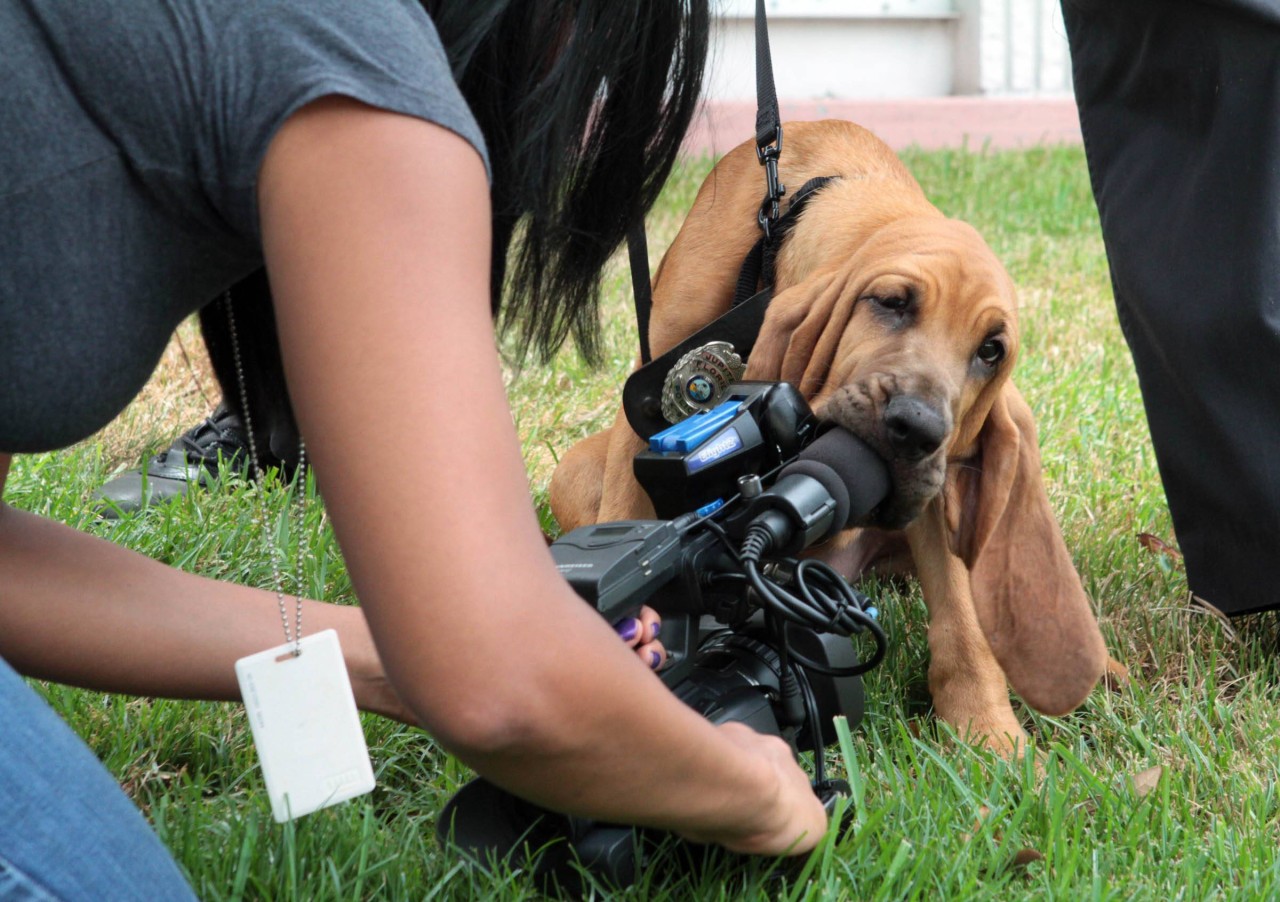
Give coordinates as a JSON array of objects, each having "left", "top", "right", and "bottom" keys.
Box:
[{"left": 9, "top": 144, "right": 1280, "bottom": 899}]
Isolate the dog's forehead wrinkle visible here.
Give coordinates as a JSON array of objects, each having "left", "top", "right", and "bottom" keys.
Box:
[
  {"left": 861, "top": 268, "right": 923, "bottom": 298},
  {"left": 879, "top": 232, "right": 1009, "bottom": 300},
  {"left": 925, "top": 281, "right": 1016, "bottom": 342},
  {"left": 971, "top": 306, "right": 1014, "bottom": 345}
]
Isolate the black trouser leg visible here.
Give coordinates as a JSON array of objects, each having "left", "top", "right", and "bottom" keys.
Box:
[{"left": 1063, "top": 0, "right": 1280, "bottom": 614}]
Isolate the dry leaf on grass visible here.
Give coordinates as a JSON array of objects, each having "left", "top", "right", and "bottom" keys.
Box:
[
  {"left": 1077, "top": 764, "right": 1166, "bottom": 818},
  {"left": 1130, "top": 765, "right": 1163, "bottom": 798},
  {"left": 1010, "top": 848, "right": 1045, "bottom": 869},
  {"left": 1136, "top": 533, "right": 1182, "bottom": 559}
]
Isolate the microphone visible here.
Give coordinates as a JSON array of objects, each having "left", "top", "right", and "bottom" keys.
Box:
[
  {"left": 784, "top": 426, "right": 892, "bottom": 526},
  {"left": 739, "top": 427, "right": 891, "bottom": 556}
]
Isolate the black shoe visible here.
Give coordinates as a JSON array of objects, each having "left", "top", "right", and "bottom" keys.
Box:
[{"left": 94, "top": 403, "right": 250, "bottom": 518}]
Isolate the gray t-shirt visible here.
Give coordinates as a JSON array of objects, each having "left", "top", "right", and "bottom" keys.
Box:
[{"left": 0, "top": 0, "right": 488, "bottom": 453}]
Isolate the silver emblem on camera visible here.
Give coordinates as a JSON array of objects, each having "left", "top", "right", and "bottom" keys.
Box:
[{"left": 660, "top": 341, "right": 746, "bottom": 424}]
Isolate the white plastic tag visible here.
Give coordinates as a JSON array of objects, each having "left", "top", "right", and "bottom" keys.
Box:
[{"left": 235, "top": 629, "right": 375, "bottom": 822}]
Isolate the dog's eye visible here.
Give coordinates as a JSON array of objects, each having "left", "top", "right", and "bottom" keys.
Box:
[
  {"left": 975, "top": 338, "right": 1006, "bottom": 367},
  {"left": 867, "top": 295, "right": 910, "bottom": 314}
]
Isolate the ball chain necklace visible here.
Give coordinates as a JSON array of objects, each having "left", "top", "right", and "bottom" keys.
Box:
[{"left": 221, "top": 290, "right": 308, "bottom": 655}]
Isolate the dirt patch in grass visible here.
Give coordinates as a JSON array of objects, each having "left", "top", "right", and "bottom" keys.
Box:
[{"left": 94, "top": 318, "right": 219, "bottom": 471}]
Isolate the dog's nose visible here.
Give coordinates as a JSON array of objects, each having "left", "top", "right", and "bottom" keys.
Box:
[{"left": 883, "top": 396, "right": 948, "bottom": 461}]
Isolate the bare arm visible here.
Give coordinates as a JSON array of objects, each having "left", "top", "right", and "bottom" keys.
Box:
[
  {"left": 0, "top": 455, "right": 407, "bottom": 721},
  {"left": 256, "top": 97, "right": 826, "bottom": 853}
]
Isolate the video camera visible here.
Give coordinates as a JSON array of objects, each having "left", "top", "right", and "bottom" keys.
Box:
[{"left": 439, "top": 381, "right": 891, "bottom": 887}]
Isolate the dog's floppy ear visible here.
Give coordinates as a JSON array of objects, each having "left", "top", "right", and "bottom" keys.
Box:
[
  {"left": 743, "top": 268, "right": 851, "bottom": 395},
  {"left": 950, "top": 382, "right": 1107, "bottom": 715}
]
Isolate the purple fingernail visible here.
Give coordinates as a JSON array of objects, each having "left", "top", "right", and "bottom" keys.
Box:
[
  {"left": 650, "top": 651, "right": 662, "bottom": 669},
  {"left": 617, "top": 618, "right": 640, "bottom": 642},
  {"left": 651, "top": 621, "right": 662, "bottom": 639}
]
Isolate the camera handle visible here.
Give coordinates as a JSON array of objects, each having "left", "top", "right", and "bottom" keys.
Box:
[{"left": 551, "top": 517, "right": 707, "bottom": 686}]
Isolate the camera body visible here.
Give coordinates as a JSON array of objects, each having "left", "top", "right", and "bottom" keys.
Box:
[
  {"left": 551, "top": 381, "right": 867, "bottom": 749},
  {"left": 439, "top": 382, "right": 885, "bottom": 886}
]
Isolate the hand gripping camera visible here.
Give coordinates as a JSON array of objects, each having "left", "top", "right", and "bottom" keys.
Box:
[{"left": 439, "top": 382, "right": 891, "bottom": 888}]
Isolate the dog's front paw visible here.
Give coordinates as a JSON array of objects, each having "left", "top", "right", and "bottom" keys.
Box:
[
  {"left": 933, "top": 688, "right": 1030, "bottom": 760},
  {"left": 965, "top": 717, "right": 1031, "bottom": 759}
]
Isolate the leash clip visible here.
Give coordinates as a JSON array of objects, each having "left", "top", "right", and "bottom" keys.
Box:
[{"left": 756, "top": 127, "right": 785, "bottom": 243}]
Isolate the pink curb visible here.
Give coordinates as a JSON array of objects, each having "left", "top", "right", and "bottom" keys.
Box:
[{"left": 683, "top": 96, "right": 1083, "bottom": 157}]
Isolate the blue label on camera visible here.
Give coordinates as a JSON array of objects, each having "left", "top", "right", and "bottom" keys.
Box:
[
  {"left": 648, "top": 400, "right": 743, "bottom": 454},
  {"left": 685, "top": 427, "right": 743, "bottom": 473}
]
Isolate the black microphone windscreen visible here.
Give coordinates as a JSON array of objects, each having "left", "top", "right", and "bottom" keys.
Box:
[
  {"left": 778, "top": 460, "right": 849, "bottom": 540},
  {"left": 787, "top": 428, "right": 891, "bottom": 525}
]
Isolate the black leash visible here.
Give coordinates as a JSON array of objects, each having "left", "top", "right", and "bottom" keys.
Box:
[
  {"left": 622, "top": 0, "right": 840, "bottom": 437},
  {"left": 627, "top": 0, "right": 781, "bottom": 367},
  {"left": 752, "top": 0, "right": 785, "bottom": 244}
]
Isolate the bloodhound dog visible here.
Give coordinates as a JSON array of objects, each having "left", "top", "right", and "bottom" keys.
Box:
[{"left": 550, "top": 120, "right": 1108, "bottom": 753}]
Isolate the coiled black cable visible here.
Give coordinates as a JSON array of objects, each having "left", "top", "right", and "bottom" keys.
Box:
[
  {"left": 740, "top": 523, "right": 887, "bottom": 676},
  {"left": 676, "top": 512, "right": 887, "bottom": 674}
]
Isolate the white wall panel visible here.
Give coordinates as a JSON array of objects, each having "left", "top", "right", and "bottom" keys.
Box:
[
  {"left": 709, "top": 0, "right": 1073, "bottom": 99},
  {"left": 706, "top": 14, "right": 957, "bottom": 101}
]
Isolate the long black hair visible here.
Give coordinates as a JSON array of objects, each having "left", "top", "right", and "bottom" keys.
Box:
[{"left": 201, "top": 1, "right": 709, "bottom": 466}]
